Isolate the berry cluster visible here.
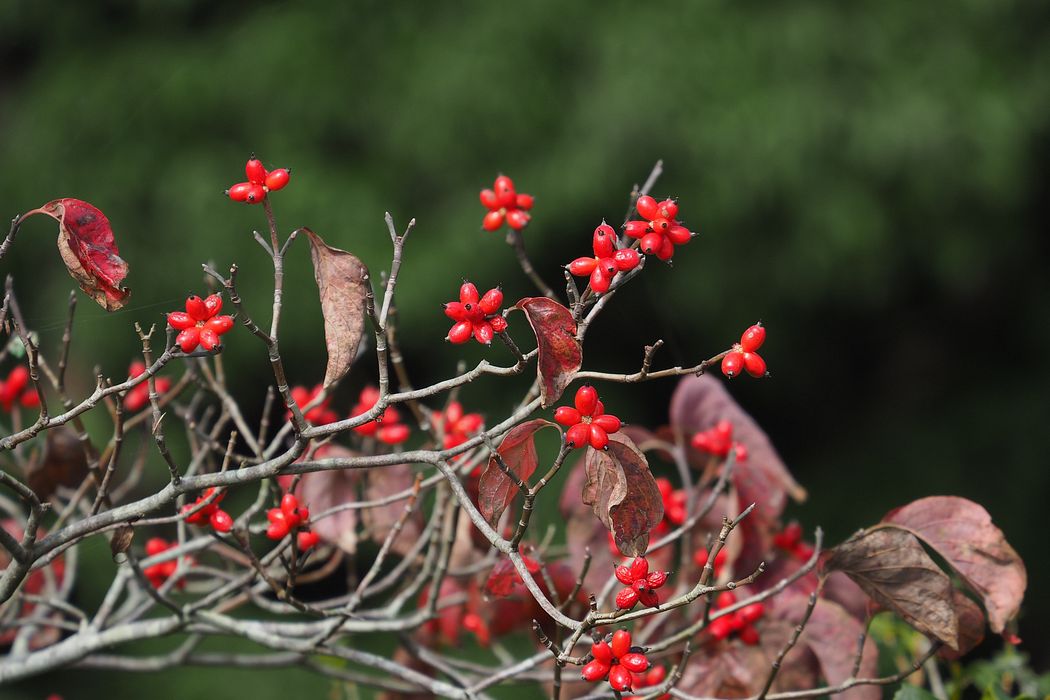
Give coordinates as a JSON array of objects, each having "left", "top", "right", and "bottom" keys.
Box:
[
  {"left": 625, "top": 664, "right": 670, "bottom": 700},
  {"left": 693, "top": 547, "right": 728, "bottom": 577},
  {"left": 772, "top": 522, "right": 814, "bottom": 561},
  {"left": 721, "top": 323, "right": 768, "bottom": 379},
  {"left": 225, "top": 155, "right": 290, "bottom": 204},
  {"left": 480, "top": 175, "right": 533, "bottom": 231},
  {"left": 614, "top": 556, "right": 667, "bottom": 610},
  {"left": 182, "top": 488, "right": 233, "bottom": 533},
  {"left": 567, "top": 223, "right": 641, "bottom": 294},
  {"left": 444, "top": 282, "right": 507, "bottom": 345},
  {"left": 690, "top": 419, "right": 747, "bottom": 460},
  {"left": 265, "top": 493, "right": 319, "bottom": 550},
  {"left": 624, "top": 195, "right": 693, "bottom": 261},
  {"left": 143, "top": 538, "right": 188, "bottom": 589},
  {"left": 0, "top": 366, "right": 40, "bottom": 412},
  {"left": 290, "top": 384, "right": 338, "bottom": 426},
  {"left": 168, "top": 294, "right": 235, "bottom": 353},
  {"left": 434, "top": 401, "right": 483, "bottom": 449},
  {"left": 554, "top": 386, "right": 622, "bottom": 450},
  {"left": 352, "top": 386, "right": 411, "bottom": 445},
  {"left": 706, "top": 591, "right": 765, "bottom": 644},
  {"left": 581, "top": 629, "right": 652, "bottom": 692},
  {"left": 123, "top": 361, "right": 171, "bottom": 412},
  {"left": 656, "top": 478, "right": 688, "bottom": 527}
]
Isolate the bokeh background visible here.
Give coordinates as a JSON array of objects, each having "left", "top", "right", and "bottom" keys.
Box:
[{"left": 2, "top": 0, "right": 1047, "bottom": 697}]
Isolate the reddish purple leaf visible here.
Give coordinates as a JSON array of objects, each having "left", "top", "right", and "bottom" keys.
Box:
[
  {"left": 304, "top": 228, "right": 369, "bottom": 388},
  {"left": 484, "top": 555, "right": 541, "bottom": 598},
  {"left": 361, "top": 463, "right": 422, "bottom": 557},
  {"left": 882, "top": 496, "right": 1026, "bottom": 633},
  {"left": 478, "top": 419, "right": 553, "bottom": 527},
  {"left": 669, "top": 375, "right": 806, "bottom": 522},
  {"left": 514, "top": 297, "right": 581, "bottom": 407},
  {"left": 297, "top": 445, "right": 362, "bottom": 554},
  {"left": 581, "top": 432, "right": 663, "bottom": 557},
  {"left": 22, "top": 199, "right": 130, "bottom": 310},
  {"left": 824, "top": 527, "right": 960, "bottom": 649},
  {"left": 940, "top": 590, "right": 986, "bottom": 660}
]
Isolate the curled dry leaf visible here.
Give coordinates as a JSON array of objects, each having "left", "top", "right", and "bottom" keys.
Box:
[
  {"left": 20, "top": 199, "right": 130, "bottom": 310},
  {"left": 110, "top": 524, "right": 135, "bottom": 563},
  {"left": 823, "top": 527, "right": 959, "bottom": 649},
  {"left": 26, "top": 425, "right": 91, "bottom": 499},
  {"left": 581, "top": 432, "right": 663, "bottom": 557},
  {"left": 882, "top": 496, "right": 1025, "bottom": 633},
  {"left": 303, "top": 228, "right": 369, "bottom": 388},
  {"left": 513, "top": 297, "right": 581, "bottom": 407},
  {"left": 939, "top": 590, "right": 986, "bottom": 660},
  {"left": 477, "top": 419, "right": 553, "bottom": 526}
]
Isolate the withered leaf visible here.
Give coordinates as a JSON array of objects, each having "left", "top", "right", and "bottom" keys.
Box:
[
  {"left": 824, "top": 527, "right": 959, "bottom": 649},
  {"left": 513, "top": 297, "right": 581, "bottom": 407},
  {"left": 581, "top": 432, "right": 663, "bottom": 557},
  {"left": 477, "top": 419, "right": 553, "bottom": 527},
  {"left": 361, "top": 463, "right": 422, "bottom": 557},
  {"left": 298, "top": 445, "right": 361, "bottom": 554},
  {"left": 303, "top": 228, "right": 369, "bottom": 388},
  {"left": 21, "top": 199, "right": 130, "bottom": 311},
  {"left": 882, "top": 496, "right": 1026, "bottom": 633},
  {"left": 791, "top": 594, "right": 879, "bottom": 700},
  {"left": 110, "top": 524, "right": 134, "bottom": 563},
  {"left": 27, "top": 426, "right": 90, "bottom": 499}
]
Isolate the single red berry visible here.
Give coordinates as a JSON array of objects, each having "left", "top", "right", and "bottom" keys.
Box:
[
  {"left": 721, "top": 350, "right": 745, "bottom": 378},
  {"left": 743, "top": 351, "right": 767, "bottom": 378},
  {"left": 479, "top": 287, "right": 503, "bottom": 315},
  {"left": 707, "top": 615, "right": 734, "bottom": 640},
  {"left": 447, "top": 320, "right": 473, "bottom": 344},
  {"left": 593, "top": 414, "right": 621, "bottom": 433},
  {"left": 716, "top": 590, "right": 737, "bottom": 608},
  {"left": 575, "top": 386, "right": 598, "bottom": 416},
  {"left": 608, "top": 665, "right": 634, "bottom": 692},
  {"left": 185, "top": 296, "right": 208, "bottom": 321},
  {"left": 740, "top": 323, "right": 765, "bottom": 352},
  {"left": 624, "top": 220, "right": 650, "bottom": 238},
  {"left": 646, "top": 570, "right": 668, "bottom": 589},
  {"left": 619, "top": 652, "right": 650, "bottom": 674},
  {"left": 226, "top": 182, "right": 253, "bottom": 202},
  {"left": 636, "top": 195, "right": 659, "bottom": 220},
  {"left": 554, "top": 406, "right": 582, "bottom": 426},
  {"left": 657, "top": 198, "right": 678, "bottom": 220},
  {"left": 738, "top": 625, "right": 760, "bottom": 645},
  {"left": 145, "top": 537, "right": 168, "bottom": 556},
  {"left": 611, "top": 629, "right": 632, "bottom": 658},
  {"left": 377, "top": 423, "right": 411, "bottom": 445},
  {"left": 482, "top": 210, "right": 504, "bottom": 231},
  {"left": 639, "top": 232, "right": 664, "bottom": 256},
  {"left": 565, "top": 423, "right": 591, "bottom": 448},
  {"left": 281, "top": 493, "right": 299, "bottom": 517},
  {"left": 616, "top": 587, "right": 640, "bottom": 609},
  {"left": 614, "top": 564, "right": 634, "bottom": 586},
  {"left": 629, "top": 557, "right": 649, "bottom": 580},
  {"left": 209, "top": 509, "right": 233, "bottom": 533},
  {"left": 582, "top": 659, "right": 611, "bottom": 682},
  {"left": 246, "top": 183, "right": 266, "bottom": 203},
  {"left": 592, "top": 640, "right": 614, "bottom": 664},
  {"left": 515, "top": 193, "right": 534, "bottom": 210},
  {"left": 638, "top": 588, "right": 659, "bottom": 606},
  {"left": 505, "top": 209, "right": 530, "bottom": 230},
  {"left": 738, "top": 602, "right": 765, "bottom": 625},
  {"left": 265, "top": 169, "right": 290, "bottom": 191},
  {"left": 588, "top": 424, "right": 609, "bottom": 449},
  {"left": 245, "top": 156, "right": 267, "bottom": 184},
  {"left": 480, "top": 189, "right": 499, "bottom": 209},
  {"left": 614, "top": 248, "right": 641, "bottom": 271},
  {"left": 568, "top": 257, "right": 597, "bottom": 275},
  {"left": 297, "top": 530, "right": 320, "bottom": 551},
  {"left": 494, "top": 175, "right": 516, "bottom": 207}
]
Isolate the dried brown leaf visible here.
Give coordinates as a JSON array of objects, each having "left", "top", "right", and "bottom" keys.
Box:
[
  {"left": 361, "top": 463, "right": 422, "bottom": 557},
  {"left": 513, "top": 297, "right": 581, "bottom": 407},
  {"left": 477, "top": 419, "right": 553, "bottom": 526},
  {"left": 110, "top": 524, "right": 134, "bottom": 563},
  {"left": 304, "top": 228, "right": 369, "bottom": 388},
  {"left": 26, "top": 426, "right": 90, "bottom": 499}
]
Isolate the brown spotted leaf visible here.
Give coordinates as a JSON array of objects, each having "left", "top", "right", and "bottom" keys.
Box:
[
  {"left": 824, "top": 527, "right": 959, "bottom": 649},
  {"left": 582, "top": 432, "right": 663, "bottom": 557},
  {"left": 478, "top": 419, "right": 553, "bottom": 526},
  {"left": 882, "top": 496, "right": 1026, "bottom": 633},
  {"left": 22, "top": 199, "right": 130, "bottom": 310},
  {"left": 304, "top": 228, "right": 369, "bottom": 387},
  {"left": 26, "top": 426, "right": 90, "bottom": 499},
  {"left": 514, "top": 297, "right": 581, "bottom": 407}
]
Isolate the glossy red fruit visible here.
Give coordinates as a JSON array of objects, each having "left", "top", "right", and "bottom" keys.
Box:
[
  {"left": 479, "top": 288, "right": 504, "bottom": 315},
  {"left": 657, "top": 198, "right": 678, "bottom": 220},
  {"left": 297, "top": 530, "right": 320, "bottom": 551},
  {"left": 649, "top": 217, "right": 671, "bottom": 233},
  {"left": 227, "top": 182, "right": 253, "bottom": 202},
  {"left": 185, "top": 296, "right": 208, "bottom": 321},
  {"left": 591, "top": 640, "right": 614, "bottom": 664},
  {"left": 568, "top": 257, "right": 597, "bottom": 275},
  {"left": 646, "top": 571, "right": 668, "bottom": 588},
  {"left": 209, "top": 510, "right": 233, "bottom": 533},
  {"left": 266, "top": 521, "right": 288, "bottom": 540},
  {"left": 480, "top": 189, "right": 499, "bottom": 208},
  {"left": 245, "top": 157, "right": 267, "bottom": 184},
  {"left": 490, "top": 316, "right": 507, "bottom": 333},
  {"left": 636, "top": 195, "right": 658, "bottom": 220},
  {"left": 176, "top": 328, "right": 200, "bottom": 353},
  {"left": 447, "top": 321, "right": 473, "bottom": 344},
  {"left": 482, "top": 210, "right": 504, "bottom": 231},
  {"left": 624, "top": 220, "right": 650, "bottom": 238},
  {"left": 639, "top": 232, "right": 663, "bottom": 255},
  {"left": 620, "top": 652, "right": 650, "bottom": 673},
  {"left": 198, "top": 329, "right": 220, "bottom": 351},
  {"left": 592, "top": 414, "right": 621, "bottom": 433},
  {"left": 743, "top": 352, "right": 767, "bottom": 377},
  {"left": 246, "top": 184, "right": 266, "bottom": 203},
  {"left": 459, "top": 282, "right": 480, "bottom": 305},
  {"left": 738, "top": 625, "right": 760, "bottom": 645},
  {"left": 515, "top": 193, "right": 534, "bottom": 210},
  {"left": 616, "top": 587, "right": 640, "bottom": 609},
  {"left": 575, "top": 386, "right": 598, "bottom": 415},
  {"left": 613, "top": 248, "right": 640, "bottom": 271},
  {"left": 630, "top": 557, "right": 649, "bottom": 580},
  {"left": 593, "top": 223, "right": 616, "bottom": 257},
  {"left": 281, "top": 493, "right": 299, "bottom": 517},
  {"left": 667, "top": 224, "right": 692, "bottom": 245},
  {"left": 473, "top": 322, "right": 495, "bottom": 345},
  {"left": 505, "top": 209, "right": 530, "bottom": 230},
  {"left": 565, "top": 423, "right": 590, "bottom": 448},
  {"left": 721, "top": 351, "right": 744, "bottom": 378},
  {"left": 738, "top": 602, "right": 765, "bottom": 624},
  {"left": 740, "top": 323, "right": 765, "bottom": 352},
  {"left": 145, "top": 537, "right": 168, "bottom": 556},
  {"left": 494, "top": 175, "right": 516, "bottom": 207},
  {"left": 707, "top": 615, "right": 734, "bottom": 640},
  {"left": 615, "top": 565, "right": 634, "bottom": 586},
  {"left": 608, "top": 665, "right": 634, "bottom": 692},
  {"left": 611, "top": 629, "right": 632, "bottom": 658},
  {"left": 265, "top": 169, "right": 290, "bottom": 191},
  {"left": 582, "top": 659, "right": 611, "bottom": 682},
  {"left": 588, "top": 424, "right": 609, "bottom": 449},
  {"left": 205, "top": 315, "right": 234, "bottom": 335},
  {"left": 554, "top": 406, "right": 581, "bottom": 426},
  {"left": 377, "top": 423, "right": 411, "bottom": 445}
]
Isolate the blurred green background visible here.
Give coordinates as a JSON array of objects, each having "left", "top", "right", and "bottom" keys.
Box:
[{"left": 2, "top": 0, "right": 1047, "bottom": 696}]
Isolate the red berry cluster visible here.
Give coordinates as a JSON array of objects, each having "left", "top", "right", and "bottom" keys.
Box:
[
  {"left": 143, "top": 537, "right": 188, "bottom": 589},
  {"left": 352, "top": 387, "right": 411, "bottom": 445},
  {"left": 707, "top": 591, "right": 765, "bottom": 644},
  {"left": 554, "top": 386, "right": 622, "bottom": 450},
  {"left": 624, "top": 195, "right": 693, "bottom": 261},
  {"left": 614, "top": 556, "right": 667, "bottom": 610},
  {"left": 290, "top": 384, "right": 338, "bottom": 425},
  {"left": 181, "top": 488, "right": 233, "bottom": 533},
  {"left": 625, "top": 665, "right": 670, "bottom": 700},
  {"left": 690, "top": 419, "right": 747, "bottom": 460},
  {"left": 226, "top": 155, "right": 290, "bottom": 204},
  {"left": 655, "top": 478, "right": 687, "bottom": 527},
  {"left": 480, "top": 175, "right": 533, "bottom": 231},
  {"left": 123, "top": 361, "right": 171, "bottom": 412},
  {"left": 772, "top": 522, "right": 814, "bottom": 561},
  {"left": 0, "top": 366, "right": 40, "bottom": 412},
  {"left": 581, "top": 629, "right": 651, "bottom": 692},
  {"left": 567, "top": 223, "right": 641, "bottom": 294},
  {"left": 168, "top": 294, "right": 235, "bottom": 353},
  {"left": 265, "top": 493, "right": 319, "bottom": 550},
  {"left": 444, "top": 282, "right": 507, "bottom": 345},
  {"left": 434, "top": 401, "right": 483, "bottom": 449},
  {"left": 693, "top": 548, "right": 728, "bottom": 576},
  {"left": 721, "top": 323, "right": 768, "bottom": 379}
]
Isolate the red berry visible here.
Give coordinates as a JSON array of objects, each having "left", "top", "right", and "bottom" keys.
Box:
[
  {"left": 494, "top": 176, "right": 516, "bottom": 207},
  {"left": 721, "top": 351, "right": 744, "bottom": 378},
  {"left": 554, "top": 406, "right": 581, "bottom": 427},
  {"left": 447, "top": 321, "right": 473, "bottom": 344},
  {"left": 227, "top": 182, "right": 253, "bottom": 202},
  {"left": 265, "top": 168, "right": 290, "bottom": 191},
  {"left": 707, "top": 615, "right": 734, "bottom": 640},
  {"left": 459, "top": 282, "right": 480, "bottom": 306},
  {"left": 629, "top": 557, "right": 649, "bottom": 580},
  {"left": 588, "top": 424, "right": 609, "bottom": 450},
  {"left": 716, "top": 591, "right": 737, "bottom": 608},
  {"left": 167, "top": 311, "right": 194, "bottom": 330},
  {"left": 616, "top": 587, "right": 640, "bottom": 609},
  {"left": 203, "top": 293, "right": 222, "bottom": 316},
  {"left": 473, "top": 321, "right": 494, "bottom": 345},
  {"left": 145, "top": 538, "right": 168, "bottom": 556},
  {"left": 620, "top": 652, "right": 650, "bottom": 674},
  {"left": 738, "top": 625, "right": 760, "bottom": 645},
  {"left": 490, "top": 315, "right": 508, "bottom": 333},
  {"left": 740, "top": 323, "right": 765, "bottom": 352},
  {"left": 636, "top": 195, "right": 658, "bottom": 220},
  {"left": 185, "top": 295, "right": 208, "bottom": 321},
  {"left": 638, "top": 588, "right": 660, "bottom": 607},
  {"left": 245, "top": 157, "right": 267, "bottom": 185},
  {"left": 649, "top": 217, "right": 671, "bottom": 233},
  {"left": 581, "top": 660, "right": 610, "bottom": 682},
  {"left": 377, "top": 423, "right": 411, "bottom": 445},
  {"left": 592, "top": 414, "right": 621, "bottom": 433},
  {"left": 593, "top": 223, "right": 616, "bottom": 258},
  {"left": 198, "top": 328, "right": 221, "bottom": 351},
  {"left": 655, "top": 235, "right": 675, "bottom": 261},
  {"left": 505, "top": 209, "right": 530, "bottom": 230},
  {"left": 738, "top": 602, "right": 765, "bottom": 625},
  {"left": 297, "top": 530, "right": 320, "bottom": 551},
  {"left": 611, "top": 629, "right": 632, "bottom": 658},
  {"left": 205, "top": 315, "right": 234, "bottom": 335},
  {"left": 613, "top": 248, "right": 640, "bottom": 271},
  {"left": 639, "top": 232, "right": 664, "bottom": 255},
  {"left": 480, "top": 189, "right": 499, "bottom": 209},
  {"left": 667, "top": 224, "right": 692, "bottom": 245},
  {"left": 482, "top": 210, "right": 504, "bottom": 231},
  {"left": 281, "top": 493, "right": 299, "bottom": 517},
  {"left": 646, "top": 570, "right": 668, "bottom": 589},
  {"left": 743, "top": 352, "right": 767, "bottom": 378},
  {"left": 624, "top": 220, "right": 650, "bottom": 238},
  {"left": 574, "top": 386, "right": 598, "bottom": 416},
  {"left": 608, "top": 665, "right": 633, "bottom": 692},
  {"left": 615, "top": 565, "right": 634, "bottom": 586},
  {"left": 209, "top": 509, "right": 233, "bottom": 533},
  {"left": 565, "top": 423, "right": 590, "bottom": 448},
  {"left": 515, "top": 193, "right": 534, "bottom": 210},
  {"left": 246, "top": 184, "right": 266, "bottom": 203},
  {"left": 592, "top": 640, "right": 614, "bottom": 664},
  {"left": 479, "top": 287, "right": 504, "bottom": 315},
  {"left": 589, "top": 265, "right": 612, "bottom": 293},
  {"left": 176, "top": 328, "right": 200, "bottom": 353},
  {"left": 568, "top": 257, "right": 597, "bottom": 275},
  {"left": 657, "top": 198, "right": 678, "bottom": 220}
]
